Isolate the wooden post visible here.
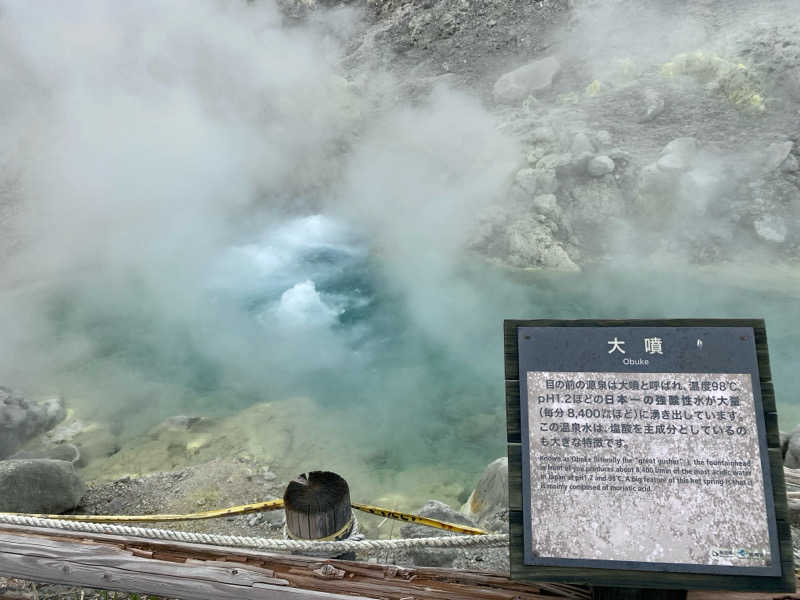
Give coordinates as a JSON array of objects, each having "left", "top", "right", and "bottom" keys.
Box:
[
  {"left": 592, "top": 587, "right": 687, "bottom": 599},
  {"left": 283, "top": 471, "right": 355, "bottom": 560}
]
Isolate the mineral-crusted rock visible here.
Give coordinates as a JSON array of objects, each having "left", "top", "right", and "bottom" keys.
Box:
[
  {"left": 493, "top": 56, "right": 561, "bottom": 104},
  {"left": 504, "top": 216, "right": 579, "bottom": 271},
  {"left": 0, "top": 389, "right": 66, "bottom": 459}
]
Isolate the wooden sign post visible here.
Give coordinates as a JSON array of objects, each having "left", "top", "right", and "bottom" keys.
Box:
[
  {"left": 504, "top": 319, "right": 795, "bottom": 597},
  {"left": 284, "top": 471, "right": 356, "bottom": 560}
]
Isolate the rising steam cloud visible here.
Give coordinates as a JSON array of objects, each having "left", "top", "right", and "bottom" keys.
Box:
[{"left": 0, "top": 0, "right": 798, "bottom": 491}]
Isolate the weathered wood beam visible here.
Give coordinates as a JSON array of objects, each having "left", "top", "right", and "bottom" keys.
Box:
[
  {"left": 2, "top": 523, "right": 796, "bottom": 599},
  {"left": 0, "top": 523, "right": 586, "bottom": 599}
]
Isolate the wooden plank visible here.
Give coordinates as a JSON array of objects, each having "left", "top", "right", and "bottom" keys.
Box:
[
  {"left": 765, "top": 413, "right": 780, "bottom": 449},
  {"left": 508, "top": 443, "right": 523, "bottom": 512},
  {"left": 760, "top": 380, "right": 776, "bottom": 415},
  {"left": 0, "top": 530, "right": 350, "bottom": 600},
  {"left": 507, "top": 380, "right": 521, "bottom": 444},
  {"left": 0, "top": 524, "right": 590, "bottom": 600},
  {"left": 688, "top": 589, "right": 800, "bottom": 599},
  {"left": 769, "top": 447, "right": 789, "bottom": 525}
]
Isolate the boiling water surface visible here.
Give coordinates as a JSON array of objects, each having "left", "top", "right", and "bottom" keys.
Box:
[{"left": 3, "top": 214, "right": 799, "bottom": 510}]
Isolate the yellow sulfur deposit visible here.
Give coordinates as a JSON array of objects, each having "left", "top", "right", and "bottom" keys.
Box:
[
  {"left": 660, "top": 50, "right": 766, "bottom": 111},
  {"left": 585, "top": 79, "right": 603, "bottom": 97}
]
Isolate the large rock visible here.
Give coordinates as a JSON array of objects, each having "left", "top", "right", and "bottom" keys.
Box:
[
  {"left": 636, "top": 162, "right": 676, "bottom": 216},
  {"left": 637, "top": 87, "right": 665, "bottom": 123},
  {"left": 569, "top": 179, "right": 626, "bottom": 222},
  {"left": 0, "top": 459, "right": 85, "bottom": 514},
  {"left": 461, "top": 457, "right": 508, "bottom": 532},
  {"left": 657, "top": 137, "right": 698, "bottom": 173},
  {"left": 678, "top": 169, "right": 722, "bottom": 216},
  {"left": 754, "top": 214, "right": 787, "bottom": 243},
  {"left": 399, "top": 500, "right": 478, "bottom": 567},
  {"left": 762, "top": 141, "right": 794, "bottom": 173},
  {"left": 785, "top": 426, "right": 800, "bottom": 469},
  {"left": 493, "top": 56, "right": 560, "bottom": 104},
  {"left": 503, "top": 216, "right": 579, "bottom": 271},
  {"left": 0, "top": 388, "right": 66, "bottom": 459},
  {"left": 587, "top": 156, "right": 615, "bottom": 177},
  {"left": 40, "top": 415, "right": 120, "bottom": 468}
]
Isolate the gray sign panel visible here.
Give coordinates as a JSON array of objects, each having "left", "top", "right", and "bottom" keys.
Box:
[{"left": 518, "top": 326, "right": 779, "bottom": 576}]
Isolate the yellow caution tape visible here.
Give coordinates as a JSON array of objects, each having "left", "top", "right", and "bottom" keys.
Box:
[
  {"left": 3, "top": 498, "right": 285, "bottom": 523},
  {"left": 351, "top": 503, "right": 488, "bottom": 535},
  {"left": 285, "top": 515, "right": 355, "bottom": 541},
  {"left": 1, "top": 499, "right": 489, "bottom": 535}
]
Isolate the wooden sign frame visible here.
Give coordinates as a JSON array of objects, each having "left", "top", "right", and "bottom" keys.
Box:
[{"left": 504, "top": 318, "right": 794, "bottom": 593}]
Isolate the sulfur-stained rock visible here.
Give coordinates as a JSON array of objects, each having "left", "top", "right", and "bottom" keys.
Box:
[{"left": 460, "top": 457, "right": 508, "bottom": 531}]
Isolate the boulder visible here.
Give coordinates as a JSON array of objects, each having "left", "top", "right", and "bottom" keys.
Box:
[
  {"left": 753, "top": 214, "right": 787, "bottom": 243},
  {"left": 762, "top": 141, "right": 793, "bottom": 173},
  {"left": 570, "top": 132, "right": 595, "bottom": 156},
  {"left": 514, "top": 168, "right": 538, "bottom": 195},
  {"left": 399, "top": 500, "right": 478, "bottom": 567},
  {"left": 657, "top": 137, "right": 698, "bottom": 173},
  {"left": 42, "top": 416, "right": 120, "bottom": 468},
  {"left": 10, "top": 443, "right": 80, "bottom": 464},
  {"left": 528, "top": 126, "right": 557, "bottom": 145},
  {"left": 532, "top": 193, "right": 560, "bottom": 217},
  {"left": 782, "top": 154, "right": 799, "bottom": 173},
  {"left": 587, "top": 156, "right": 615, "bottom": 177},
  {"left": 493, "top": 56, "right": 561, "bottom": 104},
  {"left": 784, "top": 426, "right": 800, "bottom": 469},
  {"left": 0, "top": 459, "right": 85, "bottom": 514},
  {"left": 504, "top": 216, "right": 579, "bottom": 271},
  {"left": 637, "top": 87, "right": 665, "bottom": 123},
  {"left": 569, "top": 179, "right": 626, "bottom": 222},
  {"left": 678, "top": 169, "right": 721, "bottom": 215},
  {"left": 636, "top": 162, "right": 676, "bottom": 216},
  {"left": 781, "top": 430, "right": 790, "bottom": 460},
  {"left": 595, "top": 130, "right": 612, "bottom": 147},
  {"left": 515, "top": 166, "right": 558, "bottom": 196},
  {"left": 0, "top": 388, "right": 66, "bottom": 459},
  {"left": 661, "top": 137, "right": 698, "bottom": 159},
  {"left": 461, "top": 457, "right": 508, "bottom": 532}
]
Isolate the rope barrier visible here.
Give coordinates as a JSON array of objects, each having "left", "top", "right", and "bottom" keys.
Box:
[
  {"left": 0, "top": 514, "right": 508, "bottom": 552},
  {"left": 0, "top": 499, "right": 488, "bottom": 535}
]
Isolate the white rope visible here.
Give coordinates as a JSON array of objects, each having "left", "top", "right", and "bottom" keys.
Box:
[
  {"left": 282, "top": 515, "right": 366, "bottom": 558},
  {"left": 0, "top": 514, "right": 508, "bottom": 552}
]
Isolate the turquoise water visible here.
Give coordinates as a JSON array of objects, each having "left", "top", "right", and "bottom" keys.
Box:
[{"left": 3, "top": 214, "right": 799, "bottom": 490}]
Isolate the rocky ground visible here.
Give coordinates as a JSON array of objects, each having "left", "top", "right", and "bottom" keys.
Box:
[{"left": 313, "top": 0, "right": 800, "bottom": 272}]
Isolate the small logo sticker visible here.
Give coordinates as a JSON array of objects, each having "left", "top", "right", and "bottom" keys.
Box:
[{"left": 711, "top": 547, "right": 767, "bottom": 560}]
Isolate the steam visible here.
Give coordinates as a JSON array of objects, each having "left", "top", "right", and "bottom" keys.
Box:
[{"left": 0, "top": 0, "right": 799, "bottom": 494}]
